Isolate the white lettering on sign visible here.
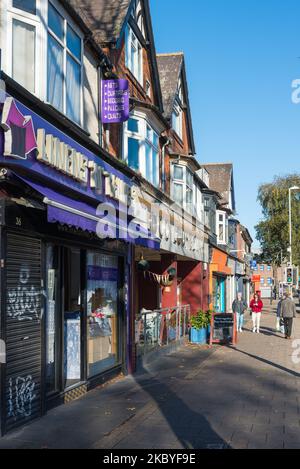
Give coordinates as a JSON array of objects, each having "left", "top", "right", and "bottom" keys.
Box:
[
  {"left": 36, "top": 129, "right": 131, "bottom": 199},
  {"left": 0, "top": 97, "right": 131, "bottom": 203},
  {"left": 37, "top": 129, "right": 89, "bottom": 185},
  {"left": 88, "top": 160, "right": 103, "bottom": 192},
  {"left": 104, "top": 173, "right": 128, "bottom": 204}
]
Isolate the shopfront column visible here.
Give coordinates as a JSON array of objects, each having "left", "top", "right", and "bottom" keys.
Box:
[{"left": 161, "top": 255, "right": 177, "bottom": 309}]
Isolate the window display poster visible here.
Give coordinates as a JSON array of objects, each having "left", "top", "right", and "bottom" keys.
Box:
[
  {"left": 46, "top": 300, "right": 56, "bottom": 365},
  {"left": 64, "top": 313, "right": 81, "bottom": 380}
]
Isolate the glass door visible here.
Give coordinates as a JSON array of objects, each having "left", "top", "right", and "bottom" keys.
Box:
[
  {"left": 213, "top": 276, "right": 226, "bottom": 313},
  {"left": 45, "top": 244, "right": 60, "bottom": 395},
  {"left": 63, "top": 248, "right": 83, "bottom": 389}
]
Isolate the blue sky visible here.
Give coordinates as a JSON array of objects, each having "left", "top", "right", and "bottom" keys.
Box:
[{"left": 151, "top": 0, "right": 300, "bottom": 247}]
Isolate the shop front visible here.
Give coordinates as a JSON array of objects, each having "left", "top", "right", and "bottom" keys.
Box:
[
  {"left": 209, "top": 247, "right": 233, "bottom": 314},
  {"left": 0, "top": 92, "right": 157, "bottom": 434},
  {"left": 130, "top": 189, "right": 208, "bottom": 365}
]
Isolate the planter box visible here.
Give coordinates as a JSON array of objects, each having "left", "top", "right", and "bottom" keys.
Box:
[{"left": 190, "top": 327, "right": 207, "bottom": 345}]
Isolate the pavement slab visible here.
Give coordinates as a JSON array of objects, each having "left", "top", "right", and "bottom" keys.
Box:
[{"left": 0, "top": 301, "right": 299, "bottom": 449}]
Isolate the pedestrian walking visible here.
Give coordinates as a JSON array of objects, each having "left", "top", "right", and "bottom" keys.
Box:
[
  {"left": 276, "top": 298, "right": 284, "bottom": 334},
  {"left": 250, "top": 293, "right": 264, "bottom": 333},
  {"left": 232, "top": 292, "right": 248, "bottom": 333},
  {"left": 278, "top": 292, "right": 297, "bottom": 339}
]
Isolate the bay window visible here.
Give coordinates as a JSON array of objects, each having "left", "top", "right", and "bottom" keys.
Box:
[
  {"left": 172, "top": 164, "right": 194, "bottom": 214},
  {"left": 7, "top": 1, "right": 83, "bottom": 125},
  {"left": 124, "top": 117, "right": 159, "bottom": 187},
  {"left": 47, "top": 2, "right": 82, "bottom": 125},
  {"left": 125, "top": 25, "right": 143, "bottom": 84}
]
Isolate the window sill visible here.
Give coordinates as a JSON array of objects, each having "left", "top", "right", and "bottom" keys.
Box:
[{"left": 43, "top": 102, "right": 90, "bottom": 138}]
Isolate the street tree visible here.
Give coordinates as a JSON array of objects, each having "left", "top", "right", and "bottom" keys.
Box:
[{"left": 255, "top": 174, "right": 300, "bottom": 267}]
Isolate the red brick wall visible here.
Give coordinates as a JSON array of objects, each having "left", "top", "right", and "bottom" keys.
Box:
[
  {"left": 102, "top": 37, "right": 159, "bottom": 160},
  {"left": 178, "top": 261, "right": 208, "bottom": 316}
]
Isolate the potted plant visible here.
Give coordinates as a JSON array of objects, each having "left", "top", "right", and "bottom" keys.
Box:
[{"left": 190, "top": 310, "right": 210, "bottom": 345}]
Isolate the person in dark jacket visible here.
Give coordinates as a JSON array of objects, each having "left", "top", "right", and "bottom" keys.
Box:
[
  {"left": 278, "top": 293, "right": 297, "bottom": 339},
  {"left": 232, "top": 292, "right": 248, "bottom": 333}
]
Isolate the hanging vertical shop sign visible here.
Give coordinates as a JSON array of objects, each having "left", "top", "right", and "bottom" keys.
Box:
[{"left": 101, "top": 79, "right": 129, "bottom": 124}]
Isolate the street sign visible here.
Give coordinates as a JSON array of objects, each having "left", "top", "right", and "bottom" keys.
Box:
[
  {"left": 252, "top": 275, "right": 261, "bottom": 283},
  {"left": 101, "top": 79, "right": 129, "bottom": 124}
]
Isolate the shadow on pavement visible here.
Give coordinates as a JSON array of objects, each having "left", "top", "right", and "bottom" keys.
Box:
[
  {"left": 228, "top": 346, "right": 300, "bottom": 378},
  {"left": 132, "top": 364, "right": 231, "bottom": 450}
]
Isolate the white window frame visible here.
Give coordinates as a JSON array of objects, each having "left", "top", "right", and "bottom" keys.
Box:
[
  {"left": 171, "top": 164, "right": 194, "bottom": 214},
  {"left": 217, "top": 210, "right": 227, "bottom": 245},
  {"left": 131, "top": 0, "right": 145, "bottom": 37},
  {"left": 5, "top": 0, "right": 84, "bottom": 126},
  {"left": 6, "top": 0, "right": 42, "bottom": 96},
  {"left": 172, "top": 100, "right": 183, "bottom": 139},
  {"left": 123, "top": 114, "right": 159, "bottom": 187},
  {"left": 47, "top": 0, "right": 84, "bottom": 126},
  {"left": 125, "top": 24, "right": 143, "bottom": 85}
]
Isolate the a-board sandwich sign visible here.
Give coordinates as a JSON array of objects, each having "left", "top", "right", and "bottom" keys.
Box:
[{"left": 209, "top": 313, "right": 237, "bottom": 347}]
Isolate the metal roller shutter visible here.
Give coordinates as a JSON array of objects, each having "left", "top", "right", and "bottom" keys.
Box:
[{"left": 4, "top": 232, "right": 42, "bottom": 433}]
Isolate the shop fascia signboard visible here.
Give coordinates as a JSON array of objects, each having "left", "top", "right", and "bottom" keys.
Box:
[
  {"left": 0, "top": 93, "right": 133, "bottom": 208},
  {"left": 130, "top": 188, "right": 205, "bottom": 260}
]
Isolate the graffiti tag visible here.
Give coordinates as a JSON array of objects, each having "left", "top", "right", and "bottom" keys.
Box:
[
  {"left": 8, "top": 375, "right": 36, "bottom": 419},
  {"left": 7, "top": 266, "right": 40, "bottom": 321}
]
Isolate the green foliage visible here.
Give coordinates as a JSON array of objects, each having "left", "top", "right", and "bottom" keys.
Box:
[
  {"left": 255, "top": 174, "right": 300, "bottom": 266},
  {"left": 190, "top": 310, "right": 211, "bottom": 330}
]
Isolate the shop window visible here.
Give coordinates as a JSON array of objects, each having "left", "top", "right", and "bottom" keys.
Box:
[
  {"left": 125, "top": 25, "right": 143, "bottom": 84},
  {"left": 172, "top": 164, "right": 194, "bottom": 214},
  {"left": 86, "top": 252, "right": 119, "bottom": 378},
  {"left": 47, "top": 2, "right": 83, "bottom": 125},
  {"left": 45, "top": 244, "right": 60, "bottom": 394},
  {"left": 124, "top": 116, "right": 159, "bottom": 187},
  {"left": 64, "top": 248, "right": 82, "bottom": 389}
]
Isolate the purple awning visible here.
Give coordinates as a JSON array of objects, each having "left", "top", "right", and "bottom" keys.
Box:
[{"left": 14, "top": 175, "right": 160, "bottom": 250}]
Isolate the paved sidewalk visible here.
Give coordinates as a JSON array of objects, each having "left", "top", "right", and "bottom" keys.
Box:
[{"left": 1, "top": 302, "right": 300, "bottom": 449}]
